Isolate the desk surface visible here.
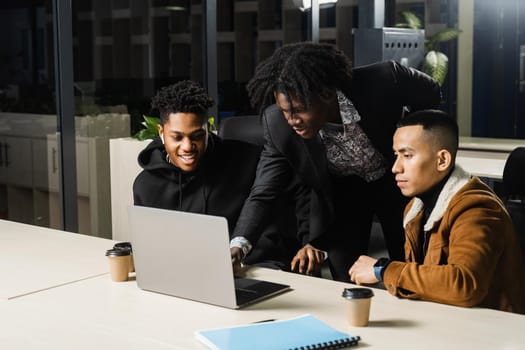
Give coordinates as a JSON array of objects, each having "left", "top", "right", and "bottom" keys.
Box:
[
  {"left": 459, "top": 136, "right": 525, "bottom": 152},
  {"left": 1, "top": 266, "right": 523, "bottom": 349},
  {"left": 0, "top": 219, "right": 114, "bottom": 300},
  {"left": 456, "top": 151, "right": 507, "bottom": 180},
  {"left": 456, "top": 137, "right": 525, "bottom": 180}
]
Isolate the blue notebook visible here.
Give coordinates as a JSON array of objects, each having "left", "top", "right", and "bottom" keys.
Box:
[{"left": 195, "top": 314, "right": 360, "bottom": 350}]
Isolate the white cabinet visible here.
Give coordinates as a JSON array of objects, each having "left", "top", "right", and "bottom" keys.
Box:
[
  {"left": 44, "top": 134, "right": 112, "bottom": 237},
  {"left": 32, "top": 138, "right": 50, "bottom": 190},
  {"left": 0, "top": 136, "right": 33, "bottom": 187},
  {"left": 1, "top": 134, "right": 94, "bottom": 228},
  {"left": 46, "top": 135, "right": 90, "bottom": 196},
  {"left": 0, "top": 112, "right": 130, "bottom": 239},
  {"left": 0, "top": 136, "right": 35, "bottom": 225}
]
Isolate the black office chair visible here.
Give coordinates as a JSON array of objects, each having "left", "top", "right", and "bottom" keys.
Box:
[
  {"left": 502, "top": 147, "right": 525, "bottom": 262},
  {"left": 217, "top": 115, "right": 315, "bottom": 274},
  {"left": 218, "top": 115, "right": 264, "bottom": 146}
]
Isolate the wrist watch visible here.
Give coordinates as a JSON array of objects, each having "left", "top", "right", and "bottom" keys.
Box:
[{"left": 373, "top": 257, "right": 391, "bottom": 282}]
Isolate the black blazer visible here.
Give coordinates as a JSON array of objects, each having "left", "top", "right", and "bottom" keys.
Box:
[{"left": 232, "top": 60, "right": 441, "bottom": 248}]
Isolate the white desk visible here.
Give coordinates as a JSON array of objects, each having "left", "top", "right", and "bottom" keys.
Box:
[
  {"left": 0, "top": 219, "right": 114, "bottom": 300},
  {"left": 456, "top": 150, "right": 508, "bottom": 180},
  {"left": 457, "top": 137, "right": 525, "bottom": 180},
  {"left": 0, "top": 267, "right": 524, "bottom": 349},
  {"left": 459, "top": 137, "right": 525, "bottom": 153}
]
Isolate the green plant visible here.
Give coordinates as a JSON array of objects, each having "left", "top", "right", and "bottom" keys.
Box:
[
  {"left": 208, "top": 116, "right": 217, "bottom": 134},
  {"left": 132, "top": 115, "right": 218, "bottom": 140},
  {"left": 396, "top": 11, "right": 462, "bottom": 85},
  {"left": 133, "top": 115, "right": 160, "bottom": 140}
]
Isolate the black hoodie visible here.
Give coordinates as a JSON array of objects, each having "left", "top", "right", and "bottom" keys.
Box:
[{"left": 132, "top": 133, "right": 299, "bottom": 267}]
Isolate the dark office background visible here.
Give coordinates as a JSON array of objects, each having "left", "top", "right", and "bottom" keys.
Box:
[{"left": 0, "top": 0, "right": 524, "bottom": 236}]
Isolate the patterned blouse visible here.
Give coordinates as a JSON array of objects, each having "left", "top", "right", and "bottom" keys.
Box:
[{"left": 319, "top": 91, "right": 386, "bottom": 182}]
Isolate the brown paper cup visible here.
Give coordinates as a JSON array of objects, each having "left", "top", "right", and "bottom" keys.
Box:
[
  {"left": 107, "top": 255, "right": 131, "bottom": 282},
  {"left": 342, "top": 288, "right": 374, "bottom": 327},
  {"left": 113, "top": 242, "right": 134, "bottom": 273},
  {"left": 346, "top": 297, "right": 372, "bottom": 326},
  {"left": 106, "top": 248, "right": 131, "bottom": 282}
]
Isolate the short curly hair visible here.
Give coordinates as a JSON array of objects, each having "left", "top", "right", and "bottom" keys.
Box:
[
  {"left": 151, "top": 80, "right": 214, "bottom": 124},
  {"left": 246, "top": 42, "right": 353, "bottom": 114}
]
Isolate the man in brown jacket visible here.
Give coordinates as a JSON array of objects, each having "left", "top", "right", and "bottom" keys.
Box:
[{"left": 349, "top": 110, "right": 525, "bottom": 314}]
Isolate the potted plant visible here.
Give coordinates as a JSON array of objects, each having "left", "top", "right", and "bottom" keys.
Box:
[
  {"left": 133, "top": 115, "right": 160, "bottom": 140},
  {"left": 396, "top": 11, "right": 462, "bottom": 85}
]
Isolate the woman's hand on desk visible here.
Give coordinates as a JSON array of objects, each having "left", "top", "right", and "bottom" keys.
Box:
[{"left": 291, "top": 245, "right": 325, "bottom": 276}]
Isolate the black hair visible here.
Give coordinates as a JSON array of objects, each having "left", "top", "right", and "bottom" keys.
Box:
[
  {"left": 246, "top": 42, "right": 353, "bottom": 114},
  {"left": 398, "top": 109, "right": 459, "bottom": 157},
  {"left": 151, "top": 80, "right": 214, "bottom": 124}
]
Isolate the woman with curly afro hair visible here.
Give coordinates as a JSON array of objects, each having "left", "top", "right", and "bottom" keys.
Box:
[{"left": 230, "top": 42, "right": 442, "bottom": 281}]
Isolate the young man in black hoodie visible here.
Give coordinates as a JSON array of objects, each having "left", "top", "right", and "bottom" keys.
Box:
[{"left": 133, "top": 80, "right": 299, "bottom": 268}]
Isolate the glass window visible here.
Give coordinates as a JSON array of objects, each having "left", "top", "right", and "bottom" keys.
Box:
[
  {"left": 0, "top": 1, "right": 58, "bottom": 228},
  {"left": 1, "top": 0, "right": 523, "bottom": 239}
]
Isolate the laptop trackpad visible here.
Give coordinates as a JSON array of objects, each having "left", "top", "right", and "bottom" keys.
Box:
[{"left": 234, "top": 277, "right": 290, "bottom": 306}]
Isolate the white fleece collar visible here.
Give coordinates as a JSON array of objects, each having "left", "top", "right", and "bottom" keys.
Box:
[{"left": 403, "top": 165, "right": 472, "bottom": 231}]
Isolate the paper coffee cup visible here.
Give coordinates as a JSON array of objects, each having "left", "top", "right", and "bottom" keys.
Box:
[
  {"left": 114, "top": 242, "right": 134, "bottom": 273},
  {"left": 342, "top": 288, "right": 374, "bottom": 327},
  {"left": 106, "top": 248, "right": 131, "bottom": 282}
]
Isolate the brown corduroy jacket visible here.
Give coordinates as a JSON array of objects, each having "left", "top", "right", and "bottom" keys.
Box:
[{"left": 384, "top": 166, "right": 525, "bottom": 314}]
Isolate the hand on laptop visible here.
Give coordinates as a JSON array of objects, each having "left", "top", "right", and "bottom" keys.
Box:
[
  {"left": 231, "top": 247, "right": 244, "bottom": 276},
  {"left": 291, "top": 245, "right": 326, "bottom": 277}
]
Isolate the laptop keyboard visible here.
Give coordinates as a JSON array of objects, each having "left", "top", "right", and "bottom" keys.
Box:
[
  {"left": 234, "top": 277, "right": 289, "bottom": 306},
  {"left": 235, "top": 278, "right": 262, "bottom": 304}
]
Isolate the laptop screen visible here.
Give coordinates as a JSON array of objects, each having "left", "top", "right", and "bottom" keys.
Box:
[
  {"left": 127, "top": 206, "right": 290, "bottom": 309},
  {"left": 128, "top": 205, "right": 239, "bottom": 308}
]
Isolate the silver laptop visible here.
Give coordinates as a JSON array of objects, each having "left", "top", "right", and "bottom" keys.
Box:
[{"left": 127, "top": 205, "right": 290, "bottom": 309}]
